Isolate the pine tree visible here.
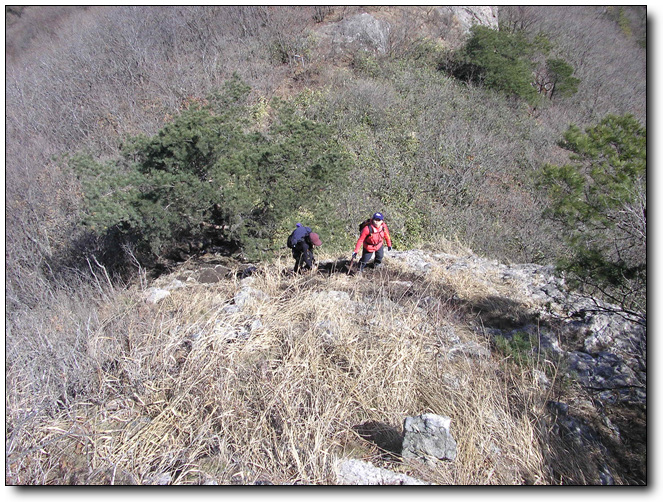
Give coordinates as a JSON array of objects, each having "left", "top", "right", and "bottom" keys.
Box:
[
  {"left": 73, "top": 77, "right": 350, "bottom": 264},
  {"left": 539, "top": 114, "right": 646, "bottom": 320}
]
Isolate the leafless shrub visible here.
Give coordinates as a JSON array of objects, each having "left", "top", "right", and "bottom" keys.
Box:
[{"left": 311, "top": 62, "right": 566, "bottom": 262}]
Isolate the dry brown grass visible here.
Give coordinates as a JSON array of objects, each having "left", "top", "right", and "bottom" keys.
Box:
[{"left": 6, "top": 252, "right": 577, "bottom": 485}]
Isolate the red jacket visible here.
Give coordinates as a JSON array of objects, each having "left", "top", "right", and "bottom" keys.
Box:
[{"left": 354, "top": 222, "right": 392, "bottom": 253}]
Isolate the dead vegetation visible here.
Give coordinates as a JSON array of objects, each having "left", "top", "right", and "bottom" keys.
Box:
[{"left": 7, "top": 247, "right": 635, "bottom": 485}]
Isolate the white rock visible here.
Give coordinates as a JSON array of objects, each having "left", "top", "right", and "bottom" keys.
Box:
[
  {"left": 144, "top": 287, "right": 170, "bottom": 304},
  {"left": 337, "top": 459, "right": 429, "bottom": 485}
]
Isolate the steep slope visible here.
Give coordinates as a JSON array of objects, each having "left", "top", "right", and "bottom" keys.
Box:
[{"left": 8, "top": 245, "right": 643, "bottom": 485}]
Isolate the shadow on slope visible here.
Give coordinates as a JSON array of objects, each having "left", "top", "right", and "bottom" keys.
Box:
[{"left": 352, "top": 421, "right": 404, "bottom": 460}]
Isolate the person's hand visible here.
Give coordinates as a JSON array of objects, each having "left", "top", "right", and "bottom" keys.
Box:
[
  {"left": 387, "top": 246, "right": 392, "bottom": 251},
  {"left": 352, "top": 252, "right": 357, "bottom": 260}
]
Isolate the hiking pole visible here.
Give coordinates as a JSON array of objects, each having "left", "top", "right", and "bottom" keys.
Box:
[{"left": 347, "top": 255, "right": 356, "bottom": 275}]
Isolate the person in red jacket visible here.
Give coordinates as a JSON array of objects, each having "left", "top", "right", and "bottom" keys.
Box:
[{"left": 352, "top": 212, "right": 392, "bottom": 272}]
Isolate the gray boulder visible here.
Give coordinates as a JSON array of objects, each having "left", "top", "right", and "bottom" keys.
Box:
[
  {"left": 402, "top": 413, "right": 457, "bottom": 462},
  {"left": 143, "top": 287, "right": 170, "bottom": 304}
]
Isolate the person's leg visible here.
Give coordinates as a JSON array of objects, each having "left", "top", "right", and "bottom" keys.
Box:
[
  {"left": 373, "top": 246, "right": 384, "bottom": 267},
  {"left": 358, "top": 249, "right": 373, "bottom": 271},
  {"left": 293, "top": 249, "right": 303, "bottom": 273},
  {"left": 304, "top": 247, "right": 314, "bottom": 269}
]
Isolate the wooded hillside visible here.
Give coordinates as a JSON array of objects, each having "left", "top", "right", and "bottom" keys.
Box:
[{"left": 5, "top": 6, "right": 646, "bottom": 485}]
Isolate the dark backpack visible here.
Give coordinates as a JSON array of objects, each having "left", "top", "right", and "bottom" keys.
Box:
[
  {"left": 358, "top": 219, "right": 374, "bottom": 235},
  {"left": 287, "top": 226, "right": 311, "bottom": 249}
]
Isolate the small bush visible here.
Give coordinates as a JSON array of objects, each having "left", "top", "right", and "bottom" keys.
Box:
[{"left": 494, "top": 331, "right": 535, "bottom": 367}]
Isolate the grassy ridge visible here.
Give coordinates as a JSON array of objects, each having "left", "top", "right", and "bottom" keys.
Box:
[{"left": 5, "top": 251, "right": 558, "bottom": 484}]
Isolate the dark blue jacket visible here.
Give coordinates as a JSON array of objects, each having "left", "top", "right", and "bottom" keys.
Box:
[
  {"left": 290, "top": 226, "right": 312, "bottom": 245},
  {"left": 290, "top": 226, "right": 314, "bottom": 271}
]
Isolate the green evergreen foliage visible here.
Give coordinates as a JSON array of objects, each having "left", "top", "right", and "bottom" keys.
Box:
[
  {"left": 494, "top": 331, "right": 535, "bottom": 368},
  {"left": 538, "top": 114, "right": 646, "bottom": 317},
  {"left": 545, "top": 58, "right": 580, "bottom": 99},
  {"left": 444, "top": 25, "right": 540, "bottom": 104},
  {"left": 443, "top": 26, "right": 580, "bottom": 104},
  {"left": 73, "top": 77, "right": 351, "bottom": 263}
]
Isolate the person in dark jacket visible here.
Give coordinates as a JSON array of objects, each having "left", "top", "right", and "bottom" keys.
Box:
[
  {"left": 289, "top": 224, "right": 322, "bottom": 273},
  {"left": 352, "top": 212, "right": 392, "bottom": 272}
]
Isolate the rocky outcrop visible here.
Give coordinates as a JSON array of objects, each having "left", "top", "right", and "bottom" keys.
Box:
[
  {"left": 387, "top": 249, "right": 645, "bottom": 407},
  {"left": 567, "top": 351, "right": 644, "bottom": 405},
  {"left": 148, "top": 248, "right": 645, "bottom": 409},
  {"left": 318, "top": 13, "right": 392, "bottom": 55},
  {"left": 432, "top": 6, "right": 499, "bottom": 36},
  {"left": 140, "top": 245, "right": 645, "bottom": 484},
  {"left": 314, "top": 7, "right": 499, "bottom": 60}
]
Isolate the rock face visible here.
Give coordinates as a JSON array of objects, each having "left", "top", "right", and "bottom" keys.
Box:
[
  {"left": 401, "top": 413, "right": 457, "bottom": 462},
  {"left": 567, "top": 351, "right": 644, "bottom": 405},
  {"left": 387, "top": 249, "right": 646, "bottom": 407},
  {"left": 315, "top": 7, "right": 499, "bottom": 59},
  {"left": 326, "top": 13, "right": 391, "bottom": 54},
  {"left": 432, "top": 6, "right": 499, "bottom": 36}
]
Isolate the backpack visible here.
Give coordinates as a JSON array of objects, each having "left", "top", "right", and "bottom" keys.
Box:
[
  {"left": 287, "top": 225, "right": 311, "bottom": 249},
  {"left": 358, "top": 219, "right": 374, "bottom": 235}
]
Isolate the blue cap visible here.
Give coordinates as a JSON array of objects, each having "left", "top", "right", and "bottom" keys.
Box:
[
  {"left": 372, "top": 212, "right": 384, "bottom": 221},
  {"left": 296, "top": 223, "right": 302, "bottom": 227}
]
